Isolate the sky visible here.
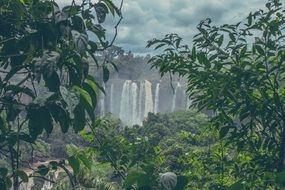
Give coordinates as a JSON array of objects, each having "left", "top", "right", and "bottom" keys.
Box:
[{"left": 59, "top": 0, "right": 275, "bottom": 54}]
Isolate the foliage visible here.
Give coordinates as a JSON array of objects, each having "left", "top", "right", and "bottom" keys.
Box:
[
  {"left": 0, "top": 0, "right": 122, "bottom": 189},
  {"left": 51, "top": 144, "right": 119, "bottom": 190},
  {"left": 147, "top": 0, "right": 285, "bottom": 188},
  {"left": 80, "top": 110, "right": 209, "bottom": 189}
]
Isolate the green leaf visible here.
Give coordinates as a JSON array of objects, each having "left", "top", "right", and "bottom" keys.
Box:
[
  {"left": 5, "top": 85, "right": 35, "bottom": 98},
  {"left": 247, "top": 12, "right": 253, "bottom": 26},
  {"left": 19, "top": 133, "right": 33, "bottom": 143},
  {"left": 33, "top": 51, "right": 60, "bottom": 83},
  {"left": 219, "top": 126, "right": 229, "bottom": 139},
  {"left": 103, "top": 66, "right": 110, "bottom": 83},
  {"left": 123, "top": 171, "right": 148, "bottom": 189},
  {"left": 0, "top": 168, "right": 8, "bottom": 177},
  {"left": 41, "top": 109, "right": 53, "bottom": 135},
  {"left": 49, "top": 103, "right": 70, "bottom": 133},
  {"left": 71, "top": 16, "right": 85, "bottom": 33},
  {"left": 88, "top": 41, "right": 98, "bottom": 52},
  {"left": 68, "top": 156, "right": 80, "bottom": 175},
  {"left": 217, "top": 35, "right": 224, "bottom": 46},
  {"left": 82, "top": 81, "right": 97, "bottom": 122},
  {"left": 110, "top": 61, "right": 119, "bottom": 72},
  {"left": 197, "top": 53, "right": 210, "bottom": 68},
  {"left": 28, "top": 110, "right": 43, "bottom": 141},
  {"left": 0, "top": 117, "right": 6, "bottom": 132},
  {"left": 101, "top": 0, "right": 120, "bottom": 16},
  {"left": 95, "top": 3, "right": 108, "bottom": 23},
  {"left": 16, "top": 170, "right": 28, "bottom": 182},
  {"left": 154, "top": 43, "right": 166, "bottom": 50},
  {"left": 191, "top": 46, "right": 196, "bottom": 61},
  {"left": 74, "top": 86, "right": 96, "bottom": 122},
  {"left": 49, "top": 161, "right": 59, "bottom": 170},
  {"left": 85, "top": 79, "right": 97, "bottom": 94},
  {"left": 276, "top": 170, "right": 285, "bottom": 184},
  {"left": 229, "top": 33, "right": 236, "bottom": 42},
  {"left": 240, "top": 45, "right": 247, "bottom": 57},
  {"left": 228, "top": 181, "right": 244, "bottom": 190},
  {"left": 60, "top": 86, "right": 80, "bottom": 115},
  {"left": 78, "top": 154, "right": 91, "bottom": 170},
  {"left": 71, "top": 30, "right": 88, "bottom": 53},
  {"left": 43, "top": 71, "right": 60, "bottom": 92},
  {"left": 73, "top": 102, "right": 86, "bottom": 132},
  {"left": 73, "top": 86, "right": 93, "bottom": 108},
  {"left": 255, "top": 45, "right": 265, "bottom": 55},
  {"left": 94, "top": 81, "right": 105, "bottom": 94},
  {"left": 37, "top": 165, "right": 49, "bottom": 176}
]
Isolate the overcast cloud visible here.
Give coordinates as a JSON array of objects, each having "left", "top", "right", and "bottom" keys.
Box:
[{"left": 59, "top": 0, "right": 272, "bottom": 54}]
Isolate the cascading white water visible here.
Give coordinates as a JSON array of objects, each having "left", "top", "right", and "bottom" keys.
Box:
[
  {"left": 154, "top": 83, "right": 160, "bottom": 114},
  {"left": 103, "top": 79, "right": 190, "bottom": 126},
  {"left": 144, "top": 80, "right": 153, "bottom": 117},
  {"left": 119, "top": 80, "right": 132, "bottom": 125},
  {"left": 138, "top": 80, "right": 144, "bottom": 123},
  {"left": 131, "top": 82, "right": 139, "bottom": 125},
  {"left": 172, "top": 82, "right": 181, "bottom": 112}
]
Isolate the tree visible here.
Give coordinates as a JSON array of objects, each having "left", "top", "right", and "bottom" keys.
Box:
[
  {"left": 147, "top": 0, "right": 285, "bottom": 188},
  {"left": 0, "top": 0, "right": 122, "bottom": 189}
]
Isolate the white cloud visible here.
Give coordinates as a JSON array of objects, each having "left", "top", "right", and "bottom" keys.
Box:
[
  {"left": 111, "top": 0, "right": 269, "bottom": 54},
  {"left": 56, "top": 0, "right": 270, "bottom": 54}
]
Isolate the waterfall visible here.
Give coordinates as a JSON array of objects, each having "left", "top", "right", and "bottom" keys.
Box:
[
  {"left": 131, "top": 82, "right": 139, "bottom": 125},
  {"left": 106, "top": 79, "right": 189, "bottom": 126},
  {"left": 144, "top": 80, "right": 153, "bottom": 117},
  {"left": 119, "top": 80, "right": 131, "bottom": 125},
  {"left": 138, "top": 81, "right": 144, "bottom": 123},
  {"left": 154, "top": 83, "right": 160, "bottom": 114},
  {"left": 109, "top": 83, "right": 114, "bottom": 114},
  {"left": 172, "top": 82, "right": 181, "bottom": 112}
]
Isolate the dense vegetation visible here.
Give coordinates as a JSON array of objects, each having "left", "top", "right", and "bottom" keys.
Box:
[
  {"left": 0, "top": 0, "right": 122, "bottom": 189},
  {"left": 0, "top": 0, "right": 285, "bottom": 189},
  {"left": 41, "top": 110, "right": 212, "bottom": 189},
  {"left": 147, "top": 0, "right": 285, "bottom": 188}
]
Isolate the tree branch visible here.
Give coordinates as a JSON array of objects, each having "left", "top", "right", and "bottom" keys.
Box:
[{"left": 97, "top": 0, "right": 124, "bottom": 51}]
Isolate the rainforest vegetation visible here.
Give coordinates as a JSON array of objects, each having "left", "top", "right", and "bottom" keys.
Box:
[{"left": 0, "top": 0, "right": 285, "bottom": 189}]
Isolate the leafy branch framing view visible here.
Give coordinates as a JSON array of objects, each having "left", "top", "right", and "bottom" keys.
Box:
[
  {"left": 147, "top": 0, "right": 285, "bottom": 188},
  {"left": 0, "top": 0, "right": 122, "bottom": 189}
]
